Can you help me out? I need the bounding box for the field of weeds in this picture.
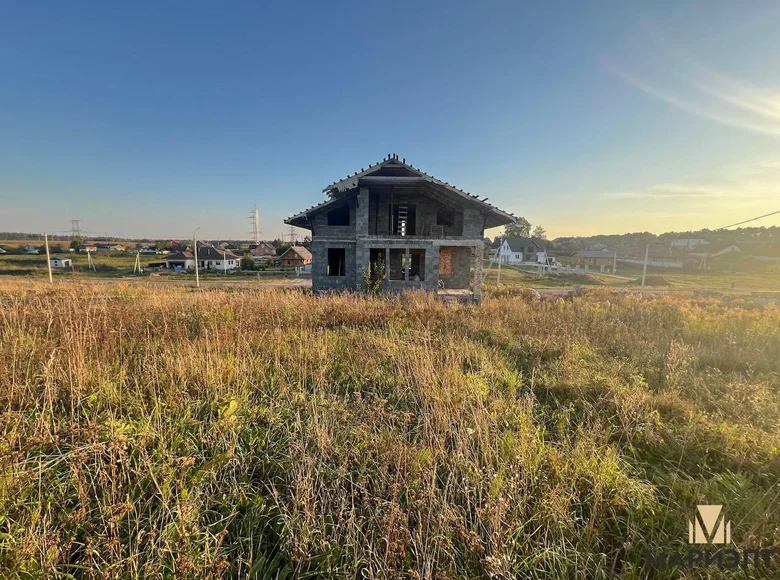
[1,280,779,579]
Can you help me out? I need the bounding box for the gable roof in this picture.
[196,246,241,260]
[249,241,276,251]
[708,242,742,256]
[166,251,195,261]
[504,236,546,252]
[280,246,312,261]
[286,154,515,229]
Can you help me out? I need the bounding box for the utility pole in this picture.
[44,232,53,283]
[193,228,201,288]
[134,251,141,274]
[612,252,617,274]
[496,247,502,285]
[641,244,649,288]
[223,249,227,275]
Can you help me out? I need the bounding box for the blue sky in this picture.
[2,1,780,240]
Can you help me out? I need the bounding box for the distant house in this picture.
[23,244,40,254]
[50,256,72,268]
[571,250,616,268]
[708,243,741,258]
[194,246,242,270]
[683,242,744,271]
[497,237,547,264]
[279,246,312,268]
[96,243,125,252]
[165,251,196,270]
[79,245,98,253]
[0,247,7,254]
[671,238,709,249]
[139,245,159,254]
[249,241,277,259]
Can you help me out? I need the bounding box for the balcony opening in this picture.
[392,203,416,236]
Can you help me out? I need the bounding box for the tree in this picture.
[361,259,386,295]
[242,252,256,270]
[503,217,531,238]
[532,225,547,240]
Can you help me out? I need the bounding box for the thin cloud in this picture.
[599,160,780,204]
[611,66,780,137]
[606,16,780,138]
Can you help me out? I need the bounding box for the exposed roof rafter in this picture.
[320,155,515,223]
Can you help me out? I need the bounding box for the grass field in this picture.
[1,280,779,578]
[4,239,779,293]
[0,246,303,284]
[482,263,780,292]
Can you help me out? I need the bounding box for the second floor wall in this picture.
[310,188,486,240]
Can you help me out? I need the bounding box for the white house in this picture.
[165,247,241,271]
[95,243,125,252]
[195,246,242,270]
[498,237,547,264]
[50,256,72,268]
[23,244,40,254]
[671,238,709,249]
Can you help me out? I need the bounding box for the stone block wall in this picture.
[462,207,486,239]
[311,240,357,292]
[310,198,356,239]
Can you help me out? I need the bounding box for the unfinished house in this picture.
[284,155,515,300]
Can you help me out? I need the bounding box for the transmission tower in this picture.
[248,205,260,243]
[70,219,82,239]
[288,225,297,245]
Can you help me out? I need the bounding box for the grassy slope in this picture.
[1,282,779,578]
[482,263,780,292]
[0,250,301,283]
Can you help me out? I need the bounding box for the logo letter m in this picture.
[689,505,731,545]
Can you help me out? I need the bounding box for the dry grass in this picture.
[1,281,779,578]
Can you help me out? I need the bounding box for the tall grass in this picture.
[0,281,778,578]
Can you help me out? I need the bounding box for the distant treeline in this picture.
[486,225,780,254]
[549,225,779,254]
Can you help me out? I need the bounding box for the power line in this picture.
[716,209,780,230]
